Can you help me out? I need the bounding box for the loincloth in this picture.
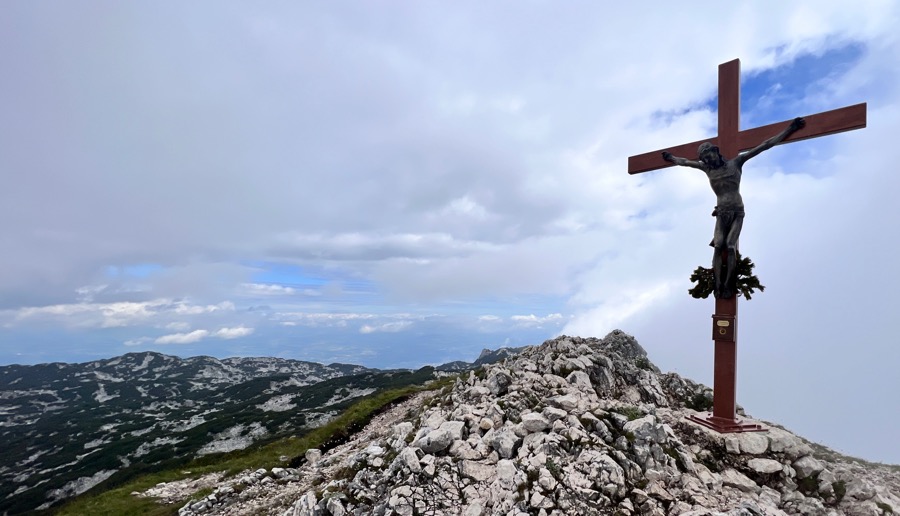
[710,206,745,247]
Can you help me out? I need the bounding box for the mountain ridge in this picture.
[0,348,503,513]
[147,332,899,516]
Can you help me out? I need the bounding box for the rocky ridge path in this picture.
[150,331,899,516]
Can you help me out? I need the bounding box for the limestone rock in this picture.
[747,458,783,474]
[566,370,593,391]
[484,427,521,459]
[459,460,495,482]
[394,447,421,473]
[304,448,322,464]
[521,412,550,433]
[412,427,454,454]
[720,468,760,493]
[726,432,769,455]
[767,427,812,460]
[549,394,579,412]
[486,369,512,396]
[793,455,824,478]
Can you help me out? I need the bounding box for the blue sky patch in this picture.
[741,43,865,127]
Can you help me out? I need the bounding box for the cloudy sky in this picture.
[2,2,898,463]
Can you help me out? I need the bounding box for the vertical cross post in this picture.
[626,58,866,433]
[713,60,744,428]
[700,60,761,432]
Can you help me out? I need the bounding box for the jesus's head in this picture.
[698,142,724,167]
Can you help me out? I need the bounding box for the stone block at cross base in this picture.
[725,433,768,455]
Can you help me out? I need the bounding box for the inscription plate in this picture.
[712,315,736,342]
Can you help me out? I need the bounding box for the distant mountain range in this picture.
[0,347,523,514]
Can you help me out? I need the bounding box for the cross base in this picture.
[687,412,766,433]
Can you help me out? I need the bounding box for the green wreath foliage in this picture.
[688,252,765,300]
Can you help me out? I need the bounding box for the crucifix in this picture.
[627,59,866,432]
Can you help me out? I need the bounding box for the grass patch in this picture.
[634,357,652,371]
[526,468,540,485]
[545,458,561,479]
[831,480,846,504]
[611,406,643,421]
[663,446,688,472]
[56,377,454,516]
[686,392,713,412]
[797,475,819,496]
[51,476,192,516]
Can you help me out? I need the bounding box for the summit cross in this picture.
[627,58,866,433]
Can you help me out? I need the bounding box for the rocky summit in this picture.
[147,331,899,516]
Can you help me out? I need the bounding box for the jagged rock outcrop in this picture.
[164,331,899,516]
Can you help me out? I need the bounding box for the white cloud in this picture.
[127,325,254,346]
[271,232,499,262]
[172,301,235,315]
[13,300,166,328]
[9,299,237,329]
[274,312,377,327]
[155,330,209,345]
[214,326,254,339]
[564,284,675,337]
[242,283,298,295]
[359,321,413,334]
[510,313,566,327]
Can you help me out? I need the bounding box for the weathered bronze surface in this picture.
[662,117,804,299]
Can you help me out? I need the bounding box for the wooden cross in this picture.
[627,59,866,433]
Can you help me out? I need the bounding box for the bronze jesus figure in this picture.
[662,117,806,299]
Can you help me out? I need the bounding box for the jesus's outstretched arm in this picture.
[736,117,806,166]
[662,151,705,170]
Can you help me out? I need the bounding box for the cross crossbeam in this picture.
[628,104,866,174]
[626,58,866,433]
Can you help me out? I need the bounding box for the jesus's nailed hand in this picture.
[790,117,806,132]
